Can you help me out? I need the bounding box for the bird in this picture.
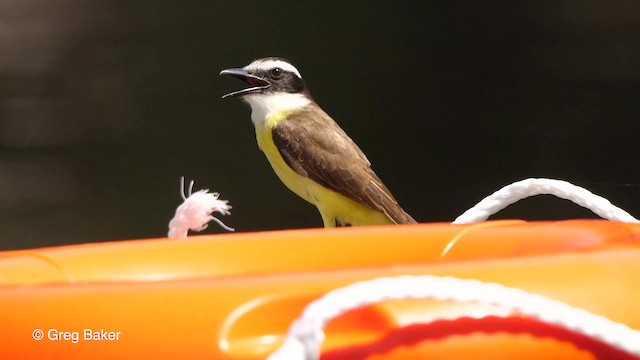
[220,57,416,227]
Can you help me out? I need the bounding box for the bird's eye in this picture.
[269,68,283,78]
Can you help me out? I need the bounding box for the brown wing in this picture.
[272,103,417,224]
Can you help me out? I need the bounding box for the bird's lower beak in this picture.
[220,68,270,98]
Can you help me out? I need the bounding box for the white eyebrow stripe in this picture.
[245,59,303,79]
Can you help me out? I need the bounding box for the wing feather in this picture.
[272,104,416,224]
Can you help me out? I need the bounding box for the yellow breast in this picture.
[255,110,318,204]
[254,110,392,227]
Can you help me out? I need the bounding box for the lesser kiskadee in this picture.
[220,57,416,227]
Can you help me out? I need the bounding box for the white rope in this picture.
[454,178,639,224]
[266,178,640,359]
[266,275,640,360]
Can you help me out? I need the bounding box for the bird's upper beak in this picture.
[219,68,270,98]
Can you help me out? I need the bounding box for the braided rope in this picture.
[267,178,640,359]
[453,178,638,224]
[267,275,640,360]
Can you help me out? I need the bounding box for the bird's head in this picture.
[220,57,307,99]
[220,57,312,123]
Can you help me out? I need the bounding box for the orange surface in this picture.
[1,220,639,359]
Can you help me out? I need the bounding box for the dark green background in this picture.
[1,1,639,250]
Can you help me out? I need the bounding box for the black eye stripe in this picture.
[269,67,284,78]
[251,66,305,94]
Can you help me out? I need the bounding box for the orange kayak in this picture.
[1,220,639,359]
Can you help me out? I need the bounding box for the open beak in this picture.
[219,68,270,98]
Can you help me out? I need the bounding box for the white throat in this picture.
[243,92,311,125]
